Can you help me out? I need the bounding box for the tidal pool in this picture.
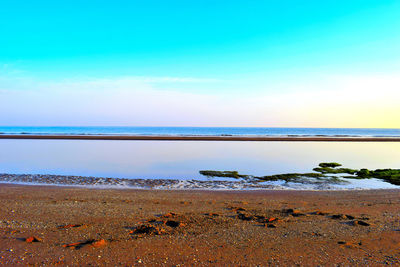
[0,140,399,189]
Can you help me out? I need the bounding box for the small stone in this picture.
[58,224,84,229]
[165,220,181,228]
[331,214,346,219]
[237,213,253,221]
[91,239,106,248]
[162,212,176,218]
[353,220,370,226]
[338,241,359,248]
[25,236,41,243]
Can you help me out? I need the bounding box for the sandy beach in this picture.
[3,0,400,266]
[1,184,399,266]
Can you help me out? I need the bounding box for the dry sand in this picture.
[0,184,400,266]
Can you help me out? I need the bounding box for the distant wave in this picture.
[0,126,399,138]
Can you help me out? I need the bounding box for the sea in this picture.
[0,126,399,190]
[0,126,399,137]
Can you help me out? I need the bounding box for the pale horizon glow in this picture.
[1,73,399,128]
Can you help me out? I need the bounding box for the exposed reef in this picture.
[356,169,400,185]
[200,162,400,186]
[199,171,251,179]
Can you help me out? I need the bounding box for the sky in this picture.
[0,0,399,128]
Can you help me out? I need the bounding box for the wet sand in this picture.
[1,134,400,141]
[1,184,399,265]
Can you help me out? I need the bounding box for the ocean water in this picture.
[0,126,400,137]
[0,139,399,190]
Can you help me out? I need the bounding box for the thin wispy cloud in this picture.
[124,76,222,83]
[0,73,399,127]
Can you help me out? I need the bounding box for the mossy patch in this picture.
[313,167,358,175]
[257,172,326,182]
[356,169,400,185]
[200,163,400,186]
[199,170,251,179]
[318,162,342,168]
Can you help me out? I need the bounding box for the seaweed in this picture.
[199,170,251,179]
[257,172,326,182]
[356,169,400,185]
[318,162,342,168]
[313,167,358,175]
[199,170,326,182]
[356,168,370,178]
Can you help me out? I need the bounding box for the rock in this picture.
[91,239,106,248]
[311,232,322,236]
[25,236,41,243]
[338,241,360,248]
[312,211,328,215]
[129,224,165,235]
[58,224,84,229]
[162,212,176,218]
[237,213,253,221]
[331,214,354,220]
[283,208,294,213]
[292,210,303,215]
[63,241,88,249]
[63,239,106,249]
[284,209,305,217]
[352,220,370,226]
[229,206,246,212]
[165,220,181,228]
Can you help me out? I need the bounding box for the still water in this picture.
[0,140,399,181]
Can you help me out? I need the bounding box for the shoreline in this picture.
[1,134,400,141]
[1,173,399,191]
[1,182,400,194]
[1,183,399,265]
[1,181,399,192]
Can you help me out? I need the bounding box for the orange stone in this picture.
[62,242,83,248]
[25,236,41,243]
[91,239,107,248]
[163,212,176,218]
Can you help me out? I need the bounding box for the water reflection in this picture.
[0,140,399,180]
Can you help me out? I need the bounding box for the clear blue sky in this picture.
[1,1,400,127]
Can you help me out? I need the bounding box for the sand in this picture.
[1,184,400,266]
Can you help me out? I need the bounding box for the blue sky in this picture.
[1,1,400,127]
